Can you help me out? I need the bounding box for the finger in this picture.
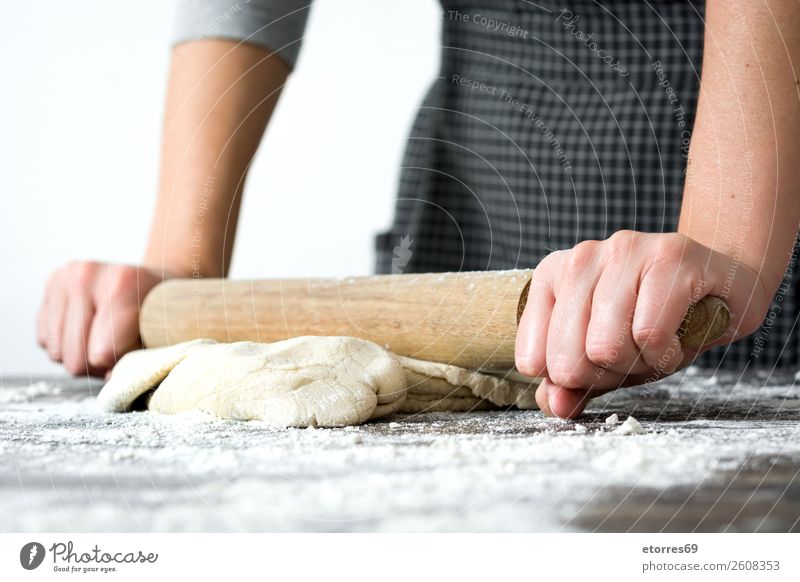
[546,290,598,389]
[544,381,621,419]
[36,280,52,349]
[541,379,591,419]
[515,274,555,378]
[535,381,554,416]
[87,300,141,370]
[60,290,95,376]
[585,267,649,375]
[44,274,67,361]
[633,263,694,372]
[545,242,613,389]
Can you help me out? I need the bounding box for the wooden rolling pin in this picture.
[140,270,730,371]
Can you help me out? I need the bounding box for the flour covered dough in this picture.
[97,338,215,412]
[402,371,497,413]
[398,356,539,409]
[99,336,540,427]
[101,336,407,427]
[151,337,407,426]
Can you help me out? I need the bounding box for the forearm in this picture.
[144,39,290,277]
[679,0,800,297]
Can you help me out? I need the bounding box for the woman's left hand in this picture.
[515,231,769,419]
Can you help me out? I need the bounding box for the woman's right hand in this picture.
[37,263,169,377]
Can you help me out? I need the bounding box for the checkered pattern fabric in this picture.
[375,0,800,370]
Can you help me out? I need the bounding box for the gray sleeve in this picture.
[172,0,312,68]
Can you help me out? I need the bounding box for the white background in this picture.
[1,0,441,375]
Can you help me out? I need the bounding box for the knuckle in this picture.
[565,240,600,273]
[574,239,600,257]
[608,229,637,247]
[685,271,708,302]
[536,250,563,274]
[46,269,63,293]
[515,351,545,377]
[652,235,689,267]
[632,325,673,350]
[585,336,623,365]
[547,360,585,389]
[66,260,93,275]
[605,230,638,262]
[108,266,138,298]
[67,262,98,294]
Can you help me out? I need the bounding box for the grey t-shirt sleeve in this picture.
[172,0,312,68]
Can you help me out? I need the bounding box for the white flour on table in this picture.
[1,370,798,532]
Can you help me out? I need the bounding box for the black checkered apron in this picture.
[375,0,800,370]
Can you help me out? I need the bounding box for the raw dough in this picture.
[402,393,499,413]
[139,337,405,427]
[397,356,539,409]
[99,336,541,427]
[97,339,215,412]
[402,371,500,413]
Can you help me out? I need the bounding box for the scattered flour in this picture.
[614,416,645,435]
[1,373,798,532]
[0,381,61,404]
